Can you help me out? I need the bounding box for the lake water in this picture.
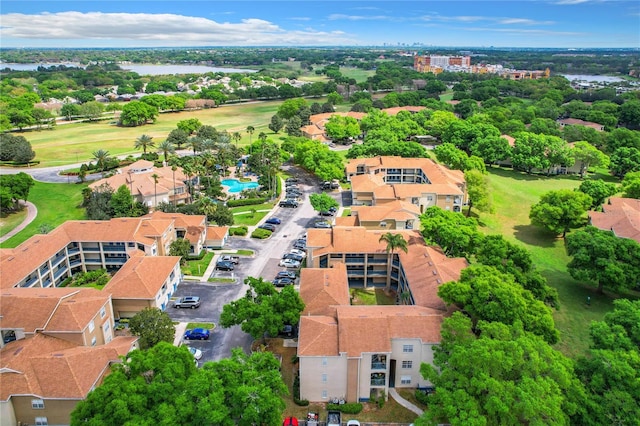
[561,74,625,83]
[0,63,257,75]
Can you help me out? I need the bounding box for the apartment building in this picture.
[346,156,467,214]
[89,160,193,208]
[298,229,468,402]
[589,197,640,244]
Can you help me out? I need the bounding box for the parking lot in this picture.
[167,165,344,365]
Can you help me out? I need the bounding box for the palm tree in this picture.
[171,164,178,208]
[92,149,111,176]
[258,132,267,142]
[134,134,155,154]
[246,125,255,145]
[379,232,409,291]
[151,173,160,208]
[187,136,202,155]
[232,131,241,149]
[156,140,175,164]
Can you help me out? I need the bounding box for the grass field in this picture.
[0,181,88,248]
[181,251,214,276]
[0,208,27,238]
[478,167,632,357]
[20,100,286,167]
[339,67,376,83]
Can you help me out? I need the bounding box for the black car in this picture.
[282,253,304,262]
[285,189,302,195]
[273,277,295,287]
[276,270,296,279]
[319,210,334,216]
[279,199,299,208]
[215,261,235,271]
[285,177,298,183]
[329,206,338,213]
[258,223,277,232]
[285,182,298,187]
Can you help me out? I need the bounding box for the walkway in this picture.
[0,201,37,244]
[388,388,424,416]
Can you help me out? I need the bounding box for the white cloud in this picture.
[290,17,312,21]
[499,18,555,25]
[0,11,355,46]
[328,13,392,21]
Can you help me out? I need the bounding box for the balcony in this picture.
[53,266,69,280]
[345,257,365,264]
[371,362,387,370]
[370,373,386,386]
[102,245,126,252]
[67,247,80,255]
[82,246,100,252]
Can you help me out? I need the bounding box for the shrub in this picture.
[415,388,430,405]
[185,250,206,260]
[376,390,386,408]
[292,375,309,406]
[229,226,248,236]
[251,228,272,239]
[227,197,268,207]
[327,403,363,414]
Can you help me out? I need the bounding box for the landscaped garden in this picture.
[181,251,214,276]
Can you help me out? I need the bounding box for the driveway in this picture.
[169,164,345,365]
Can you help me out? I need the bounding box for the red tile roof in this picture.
[589,197,640,243]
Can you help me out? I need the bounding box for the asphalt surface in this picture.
[167,164,345,365]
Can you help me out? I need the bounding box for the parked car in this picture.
[279,199,299,208]
[215,261,235,271]
[293,239,307,250]
[288,249,306,257]
[276,270,296,279]
[285,177,298,183]
[283,417,299,426]
[314,221,332,229]
[306,412,319,426]
[279,259,301,268]
[265,217,282,225]
[173,296,201,309]
[285,190,302,197]
[329,206,338,213]
[258,223,277,232]
[282,253,304,263]
[184,328,210,340]
[188,346,203,360]
[220,255,240,264]
[319,210,334,216]
[346,421,360,426]
[273,277,295,287]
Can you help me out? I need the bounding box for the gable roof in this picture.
[0,334,137,401]
[297,316,339,357]
[589,197,640,243]
[103,254,180,299]
[351,200,420,223]
[300,264,350,317]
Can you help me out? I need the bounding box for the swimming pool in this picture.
[221,179,259,193]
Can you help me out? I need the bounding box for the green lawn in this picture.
[181,252,214,276]
[233,211,268,226]
[478,167,628,357]
[19,100,285,167]
[339,67,376,83]
[1,181,88,248]
[0,208,27,238]
[351,288,396,305]
[230,203,274,214]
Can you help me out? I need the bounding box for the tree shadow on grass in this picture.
[513,224,559,248]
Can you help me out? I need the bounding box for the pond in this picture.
[221,179,259,193]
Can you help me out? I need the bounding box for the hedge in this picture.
[185,250,206,260]
[229,226,248,236]
[251,228,272,239]
[227,197,268,207]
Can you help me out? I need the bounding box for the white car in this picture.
[188,346,203,360]
[346,421,360,426]
[289,249,307,258]
[279,258,301,268]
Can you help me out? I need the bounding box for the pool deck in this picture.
[221,167,260,196]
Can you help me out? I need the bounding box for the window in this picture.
[91,336,97,346]
[427,195,434,201]
[31,399,44,409]
[321,374,328,383]
[35,417,48,426]
[100,307,106,318]
[402,344,413,353]
[103,322,110,333]
[322,357,328,366]
[88,320,95,333]
[402,360,413,369]
[411,197,419,205]
[321,390,328,399]
[400,375,412,385]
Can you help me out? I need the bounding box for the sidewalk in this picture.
[0,201,37,244]
[388,388,424,416]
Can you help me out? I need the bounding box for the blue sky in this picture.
[1,1,638,49]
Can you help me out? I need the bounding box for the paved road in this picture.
[168,164,344,364]
[0,201,37,243]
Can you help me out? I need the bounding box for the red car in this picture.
[283,417,298,426]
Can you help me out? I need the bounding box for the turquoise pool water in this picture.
[221,179,259,193]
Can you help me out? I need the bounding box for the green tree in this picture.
[61,103,80,121]
[128,307,175,350]
[324,115,361,142]
[134,134,155,154]
[511,132,552,174]
[618,99,640,128]
[166,128,189,149]
[378,232,409,291]
[169,238,192,265]
[0,172,35,209]
[176,118,202,135]
[92,149,111,174]
[434,143,469,171]
[11,137,36,164]
[420,206,481,258]
[529,189,592,237]
[220,276,305,344]
[420,313,587,426]
[109,185,135,218]
[565,226,640,294]
[209,203,234,226]
[119,101,158,127]
[79,101,104,121]
[621,170,640,198]
[277,97,307,119]
[246,125,255,145]
[576,179,617,209]
[156,140,176,164]
[83,183,114,220]
[231,131,242,149]
[268,115,284,134]
[464,169,492,217]
[610,147,640,178]
[439,265,559,343]
[571,141,610,179]
[309,192,339,213]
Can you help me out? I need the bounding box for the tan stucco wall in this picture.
[11,396,80,426]
[0,401,17,426]
[390,339,437,388]
[111,299,155,319]
[299,354,348,402]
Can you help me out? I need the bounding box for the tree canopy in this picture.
[128,308,175,350]
[309,192,339,213]
[71,343,287,426]
[529,189,592,237]
[420,206,482,258]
